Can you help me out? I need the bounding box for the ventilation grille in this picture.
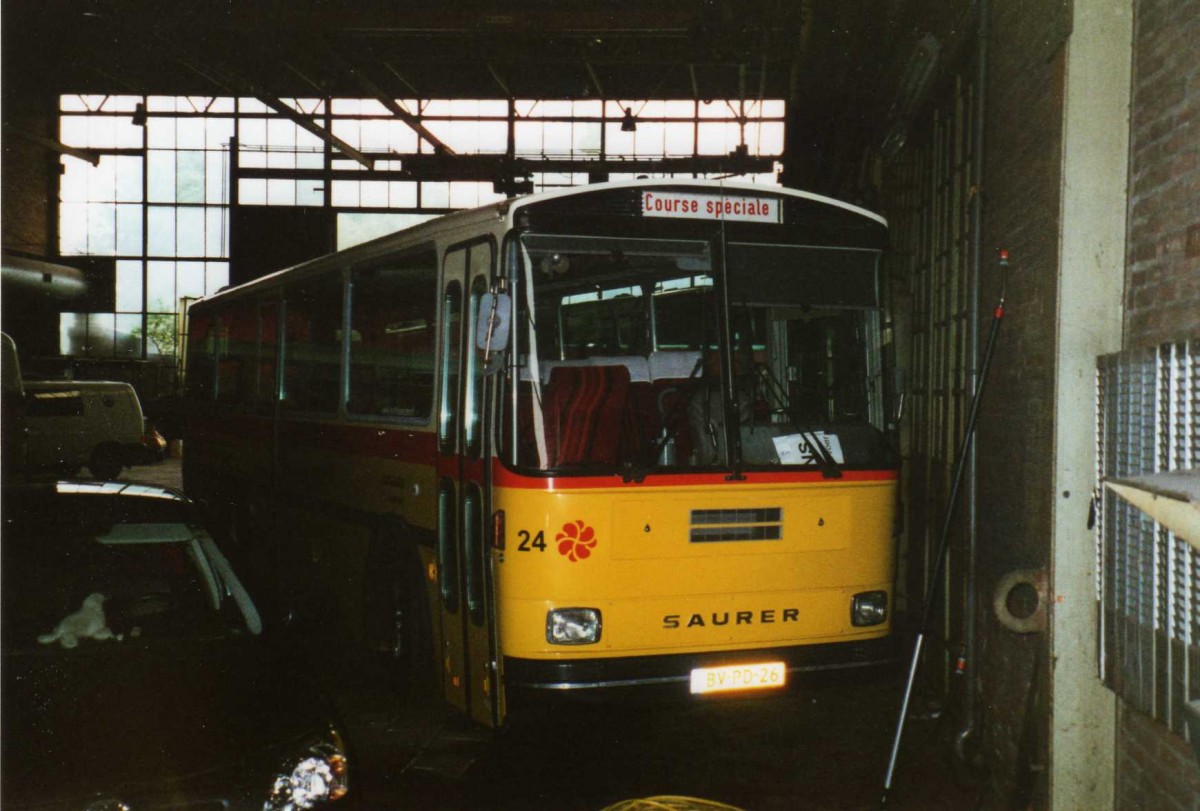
[1096,340,1197,736]
[690,508,782,543]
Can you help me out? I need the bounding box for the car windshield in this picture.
[2,494,251,651]
[502,233,890,475]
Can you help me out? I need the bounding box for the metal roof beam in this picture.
[255,95,375,169]
[165,38,373,168]
[282,61,328,96]
[351,72,456,155]
[3,125,101,166]
[238,152,775,183]
[487,63,512,98]
[380,60,421,97]
[584,62,605,98]
[331,51,456,155]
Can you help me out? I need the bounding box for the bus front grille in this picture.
[689,508,783,543]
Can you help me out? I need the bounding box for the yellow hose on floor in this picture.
[598,798,745,811]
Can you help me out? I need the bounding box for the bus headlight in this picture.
[547,608,602,645]
[851,591,888,627]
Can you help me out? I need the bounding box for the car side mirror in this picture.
[475,291,512,355]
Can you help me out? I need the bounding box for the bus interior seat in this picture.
[515,352,708,467]
[545,364,633,467]
[638,350,704,460]
[647,350,702,382]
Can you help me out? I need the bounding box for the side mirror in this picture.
[475,291,512,354]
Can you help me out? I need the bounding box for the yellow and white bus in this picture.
[183,179,898,727]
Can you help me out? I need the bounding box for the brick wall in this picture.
[1116,0,1200,807]
[881,0,1075,804]
[972,0,1070,805]
[0,100,57,257]
[1116,704,1200,811]
[1124,0,1200,346]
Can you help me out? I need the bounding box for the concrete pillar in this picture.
[1050,0,1132,808]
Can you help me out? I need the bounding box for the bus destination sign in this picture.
[642,191,782,224]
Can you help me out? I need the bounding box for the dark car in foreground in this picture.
[1,481,351,810]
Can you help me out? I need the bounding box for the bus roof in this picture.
[193,178,885,307]
[505,178,887,228]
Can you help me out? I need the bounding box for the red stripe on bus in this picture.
[434,457,490,479]
[491,462,898,490]
[188,413,273,441]
[281,420,439,460]
[190,415,439,462]
[190,415,896,488]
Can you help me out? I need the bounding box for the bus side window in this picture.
[283,276,344,414]
[347,248,438,421]
[256,302,280,410]
[185,312,216,402]
[215,303,256,408]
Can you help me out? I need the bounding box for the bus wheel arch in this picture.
[366,522,435,695]
[228,489,278,619]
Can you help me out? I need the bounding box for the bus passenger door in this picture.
[436,240,500,727]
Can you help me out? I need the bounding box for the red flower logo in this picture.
[556,520,597,562]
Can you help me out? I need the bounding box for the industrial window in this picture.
[238,98,327,207]
[1097,341,1198,737]
[59,155,143,256]
[56,93,784,366]
[336,213,437,251]
[882,74,977,650]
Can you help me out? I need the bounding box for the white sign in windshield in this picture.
[642,191,781,224]
[773,432,845,465]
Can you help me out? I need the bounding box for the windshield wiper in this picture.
[801,429,843,479]
[754,366,843,478]
[621,460,651,484]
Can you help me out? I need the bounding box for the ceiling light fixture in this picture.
[620,107,637,133]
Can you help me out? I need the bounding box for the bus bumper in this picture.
[504,636,898,691]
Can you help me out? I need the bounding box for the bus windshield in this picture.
[504,232,890,475]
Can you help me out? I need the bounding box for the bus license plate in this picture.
[689,662,787,694]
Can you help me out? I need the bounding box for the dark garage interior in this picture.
[2,2,1198,809]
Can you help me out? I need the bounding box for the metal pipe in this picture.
[883,276,1005,805]
[957,0,989,767]
[0,254,87,299]
[883,633,926,792]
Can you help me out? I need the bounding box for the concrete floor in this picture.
[341,663,983,810]
[119,459,981,810]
